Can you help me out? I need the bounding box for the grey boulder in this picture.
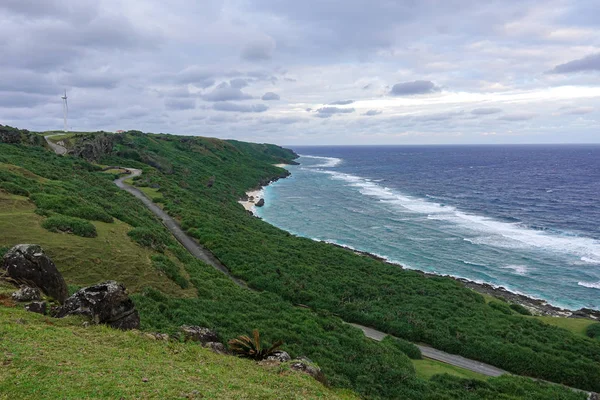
[2,244,68,304]
[25,301,47,315]
[12,286,41,302]
[180,325,219,344]
[267,350,291,363]
[56,281,140,330]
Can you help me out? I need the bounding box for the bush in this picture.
[0,182,30,196]
[509,303,532,316]
[0,246,9,258]
[151,255,189,289]
[384,336,422,359]
[489,301,513,315]
[42,215,97,238]
[65,205,113,223]
[587,323,600,340]
[128,227,167,251]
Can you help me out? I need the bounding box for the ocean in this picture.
[256,145,600,311]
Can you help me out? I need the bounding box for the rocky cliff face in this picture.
[69,133,120,161]
[0,125,44,146]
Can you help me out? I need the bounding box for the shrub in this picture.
[509,303,532,316]
[384,336,422,359]
[151,254,189,289]
[42,215,97,238]
[489,301,513,315]
[587,323,600,340]
[127,227,167,251]
[228,330,283,360]
[65,205,113,223]
[0,182,29,196]
[0,246,9,258]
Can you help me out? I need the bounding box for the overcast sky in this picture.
[1,0,599,145]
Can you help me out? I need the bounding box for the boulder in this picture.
[2,244,68,304]
[289,357,326,384]
[266,350,291,363]
[180,325,219,344]
[11,286,41,302]
[56,281,140,330]
[255,198,265,207]
[203,342,228,355]
[25,301,47,315]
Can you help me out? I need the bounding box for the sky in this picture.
[1,0,599,145]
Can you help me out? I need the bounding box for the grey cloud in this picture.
[261,92,280,101]
[63,69,123,89]
[241,36,276,61]
[0,92,51,108]
[175,67,216,88]
[213,102,268,113]
[329,100,354,105]
[165,98,196,110]
[315,107,355,118]
[230,78,249,89]
[364,109,382,116]
[390,80,440,96]
[550,53,600,74]
[471,107,502,115]
[564,107,594,115]
[203,82,253,102]
[498,113,537,121]
[0,70,59,95]
[258,117,306,125]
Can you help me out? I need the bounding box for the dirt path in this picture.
[114,168,248,289]
[44,134,68,156]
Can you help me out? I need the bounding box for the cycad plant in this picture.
[228,329,283,360]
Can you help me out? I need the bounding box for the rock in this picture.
[288,357,326,384]
[255,198,265,207]
[206,176,215,188]
[266,350,291,363]
[203,342,228,355]
[180,325,219,344]
[25,301,47,315]
[145,332,170,341]
[56,281,140,330]
[11,286,41,302]
[1,244,68,304]
[70,133,116,162]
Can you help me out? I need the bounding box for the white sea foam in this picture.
[501,265,530,276]
[299,155,342,168]
[309,169,600,262]
[581,257,600,264]
[578,281,600,289]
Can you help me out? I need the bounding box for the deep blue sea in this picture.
[257,145,600,310]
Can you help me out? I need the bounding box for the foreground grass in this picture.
[0,306,356,400]
[532,316,594,338]
[413,359,488,381]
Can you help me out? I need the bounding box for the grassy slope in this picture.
[413,359,488,381]
[0,305,356,400]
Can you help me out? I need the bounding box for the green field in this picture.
[413,358,488,381]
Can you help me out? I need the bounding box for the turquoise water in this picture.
[256,146,600,311]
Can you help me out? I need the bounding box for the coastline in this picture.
[240,163,600,321]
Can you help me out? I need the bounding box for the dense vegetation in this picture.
[0,126,595,399]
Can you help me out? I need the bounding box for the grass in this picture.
[0,190,194,298]
[412,358,488,381]
[102,168,129,175]
[533,316,594,338]
[0,305,356,400]
[138,186,163,201]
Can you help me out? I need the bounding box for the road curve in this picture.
[347,322,508,377]
[44,134,68,155]
[114,168,248,289]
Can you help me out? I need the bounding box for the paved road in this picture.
[347,323,508,377]
[114,168,248,289]
[44,134,68,155]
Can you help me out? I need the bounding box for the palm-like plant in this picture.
[228,329,283,360]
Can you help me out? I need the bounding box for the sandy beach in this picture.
[238,164,290,213]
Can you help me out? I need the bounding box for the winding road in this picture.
[42,137,595,396]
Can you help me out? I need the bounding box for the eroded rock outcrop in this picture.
[56,281,140,330]
[11,286,41,302]
[180,325,220,344]
[2,244,68,304]
[288,357,326,384]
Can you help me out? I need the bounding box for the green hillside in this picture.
[0,125,594,399]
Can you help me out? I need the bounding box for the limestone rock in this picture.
[180,325,219,344]
[255,198,265,207]
[2,244,68,304]
[267,350,291,363]
[56,281,140,330]
[25,301,47,315]
[203,342,228,355]
[289,357,326,384]
[11,286,41,302]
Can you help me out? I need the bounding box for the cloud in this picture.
[165,98,196,110]
[174,67,215,88]
[262,92,280,101]
[203,82,253,102]
[329,100,354,105]
[230,78,249,89]
[258,117,306,125]
[213,102,268,113]
[390,80,440,96]
[549,53,600,74]
[498,112,537,121]
[241,36,276,61]
[563,107,594,115]
[471,107,502,115]
[315,107,355,118]
[364,109,382,116]
[0,92,50,108]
